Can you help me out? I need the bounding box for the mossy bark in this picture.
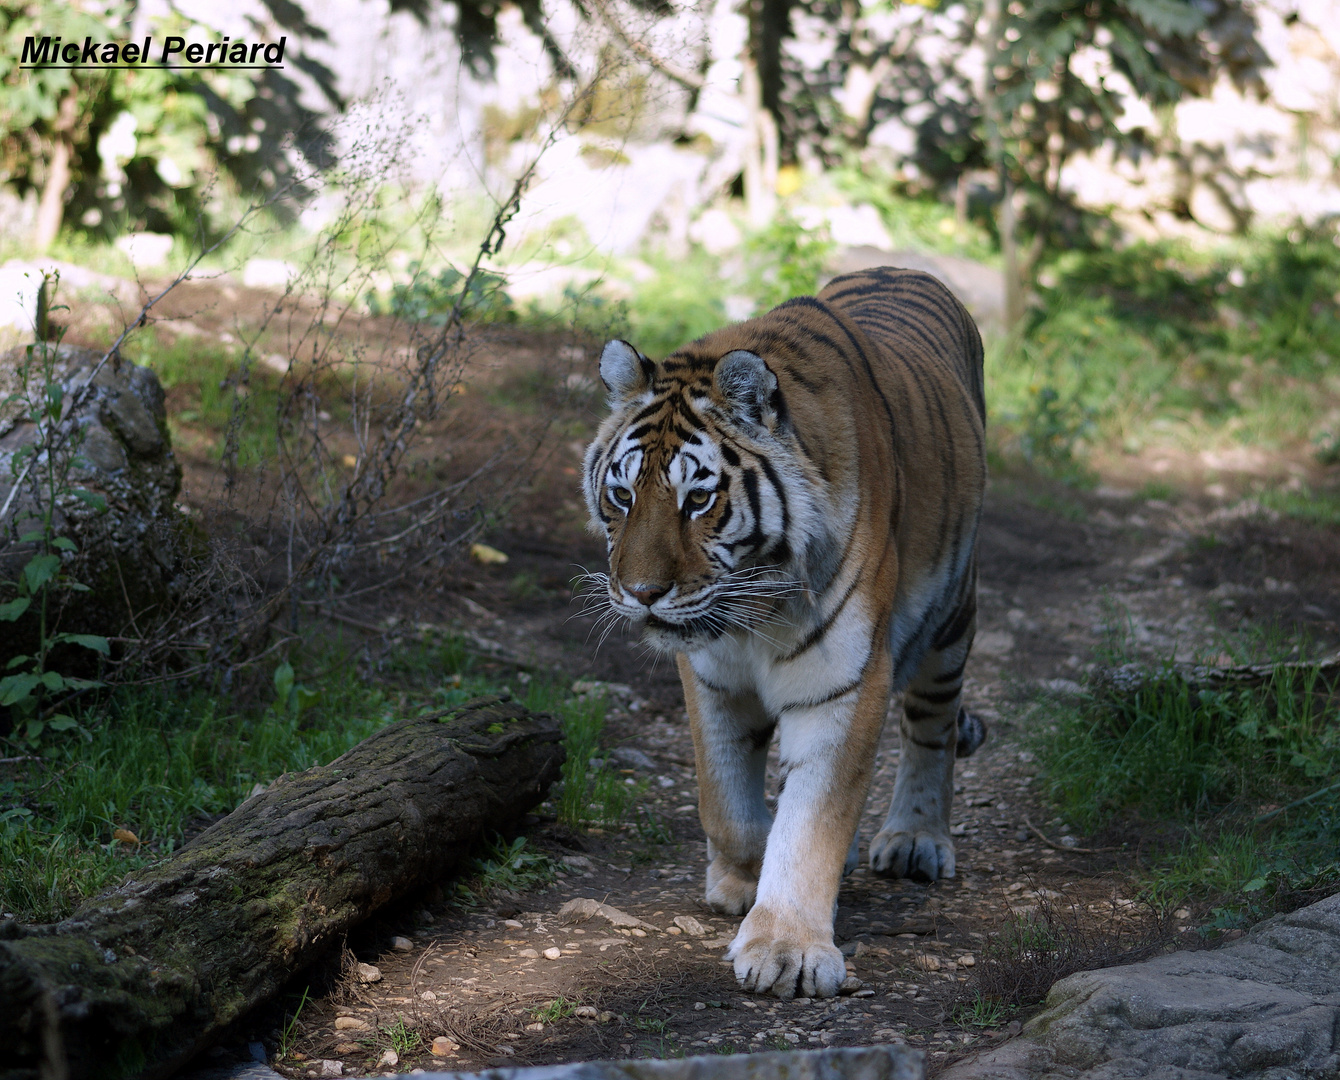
[0,697,564,1080]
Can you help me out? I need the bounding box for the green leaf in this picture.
[25,719,44,743]
[294,685,321,715]
[51,537,77,552]
[23,553,61,593]
[0,597,31,622]
[59,633,110,655]
[5,654,30,670]
[18,529,46,543]
[66,582,91,592]
[45,381,63,420]
[0,672,41,706]
[274,660,295,706]
[61,676,103,690]
[40,670,65,691]
[71,490,108,513]
[48,715,78,732]
[1242,876,1268,893]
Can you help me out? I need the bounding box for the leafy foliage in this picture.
[365,262,515,326]
[0,1,337,240]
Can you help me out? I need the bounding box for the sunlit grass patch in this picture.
[1030,656,1340,918]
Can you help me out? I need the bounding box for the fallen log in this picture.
[1094,651,1340,699]
[0,697,564,1080]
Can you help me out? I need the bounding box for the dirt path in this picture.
[216,471,1340,1079]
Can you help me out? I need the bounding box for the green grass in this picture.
[988,230,1340,477]
[532,995,580,1023]
[1032,659,1340,915]
[554,692,647,828]
[0,631,637,923]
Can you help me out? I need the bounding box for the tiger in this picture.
[581,266,987,999]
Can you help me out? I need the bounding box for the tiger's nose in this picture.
[628,584,670,607]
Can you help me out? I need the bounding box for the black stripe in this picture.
[777,675,863,712]
[907,686,961,706]
[781,571,860,662]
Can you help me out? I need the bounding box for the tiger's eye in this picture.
[687,489,712,508]
[610,486,632,505]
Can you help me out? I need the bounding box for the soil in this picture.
[62,290,1337,1079]
[189,472,1339,1079]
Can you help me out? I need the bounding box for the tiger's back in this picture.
[583,266,986,1000]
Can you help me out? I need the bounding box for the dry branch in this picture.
[0,697,564,1080]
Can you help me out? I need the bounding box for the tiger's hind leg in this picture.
[871,586,980,881]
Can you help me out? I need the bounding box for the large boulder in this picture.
[939,892,1340,1080]
[0,343,191,664]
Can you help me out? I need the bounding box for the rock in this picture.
[334,1042,361,1054]
[432,1036,460,1056]
[574,1006,599,1019]
[609,746,656,770]
[558,897,661,932]
[940,892,1340,1080]
[356,963,382,984]
[418,1044,923,1080]
[334,1016,369,1031]
[0,344,190,664]
[518,948,539,958]
[391,935,414,952]
[912,955,940,972]
[839,976,864,994]
[318,1061,343,1078]
[421,990,437,1001]
[674,915,709,937]
[379,1049,399,1067]
[543,947,562,960]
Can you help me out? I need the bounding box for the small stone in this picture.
[1174,908,1191,920]
[693,1001,707,1011]
[519,948,539,958]
[631,928,647,938]
[853,989,876,998]
[575,1006,599,1019]
[420,990,437,1001]
[379,1050,399,1067]
[957,954,975,967]
[356,962,382,983]
[391,936,414,952]
[504,919,525,928]
[667,926,682,935]
[839,976,864,994]
[496,1045,516,1056]
[334,1016,369,1031]
[431,1036,459,1056]
[319,1061,343,1078]
[674,915,708,937]
[598,1011,614,1022]
[913,954,941,971]
[334,1043,361,1055]
[526,1022,545,1031]
[544,946,563,960]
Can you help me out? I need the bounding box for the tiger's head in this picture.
[582,338,819,652]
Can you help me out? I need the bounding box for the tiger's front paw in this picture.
[706,855,759,915]
[869,827,955,881]
[727,907,845,999]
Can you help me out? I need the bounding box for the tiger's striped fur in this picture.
[582,267,986,999]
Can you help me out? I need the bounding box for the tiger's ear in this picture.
[599,340,654,403]
[714,350,779,429]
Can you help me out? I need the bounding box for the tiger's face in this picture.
[583,339,805,652]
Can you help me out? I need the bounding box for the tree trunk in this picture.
[982,0,1023,333]
[34,92,78,253]
[0,697,565,1080]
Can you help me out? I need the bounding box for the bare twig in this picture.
[588,0,705,90]
[1023,817,1121,854]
